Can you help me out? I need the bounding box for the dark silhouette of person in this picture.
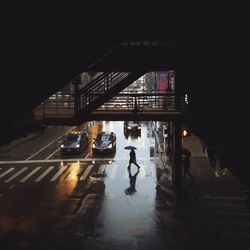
[182,148,193,181]
[128,149,140,170]
[125,168,140,195]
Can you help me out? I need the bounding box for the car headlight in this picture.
[61,145,64,148]
[138,126,141,129]
[127,126,131,129]
[92,144,96,148]
[108,144,113,149]
[76,144,80,148]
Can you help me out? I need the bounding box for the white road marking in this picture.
[25,127,76,161]
[50,166,68,181]
[85,152,90,159]
[4,167,28,183]
[98,165,105,174]
[0,157,149,164]
[0,168,15,179]
[35,166,54,182]
[45,147,61,160]
[80,165,93,181]
[110,164,117,180]
[19,167,42,183]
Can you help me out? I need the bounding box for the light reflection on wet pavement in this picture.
[86,121,175,249]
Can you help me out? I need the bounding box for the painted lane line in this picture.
[80,165,93,181]
[84,152,90,159]
[25,127,76,161]
[35,166,54,182]
[0,157,149,164]
[19,167,42,183]
[50,166,68,181]
[45,147,61,160]
[98,165,105,174]
[109,164,117,180]
[0,168,15,179]
[4,167,28,183]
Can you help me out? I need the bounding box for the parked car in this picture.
[60,130,89,154]
[124,121,141,135]
[92,131,116,154]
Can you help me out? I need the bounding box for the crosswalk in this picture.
[200,193,250,243]
[0,161,156,185]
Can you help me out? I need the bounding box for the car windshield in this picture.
[97,134,111,141]
[64,134,80,142]
[128,121,137,126]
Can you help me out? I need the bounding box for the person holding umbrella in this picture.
[125,146,140,170]
[182,147,194,182]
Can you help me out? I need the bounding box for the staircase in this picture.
[74,71,145,117]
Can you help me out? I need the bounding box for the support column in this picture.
[74,78,79,115]
[173,121,182,190]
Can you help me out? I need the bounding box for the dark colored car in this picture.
[124,121,141,135]
[92,131,116,154]
[60,130,89,154]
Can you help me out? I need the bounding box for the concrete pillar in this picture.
[173,121,182,190]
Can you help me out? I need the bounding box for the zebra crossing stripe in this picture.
[50,166,68,181]
[19,167,42,183]
[110,165,117,180]
[0,168,15,179]
[98,165,105,174]
[35,166,54,182]
[4,167,28,183]
[80,165,93,181]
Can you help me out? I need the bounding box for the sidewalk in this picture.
[182,134,249,195]
[155,130,249,197]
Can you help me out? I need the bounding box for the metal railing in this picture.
[97,93,179,112]
[76,72,130,110]
[34,92,185,119]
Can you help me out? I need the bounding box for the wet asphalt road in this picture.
[1,121,250,250]
[0,121,166,249]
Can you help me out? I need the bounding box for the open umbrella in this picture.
[124,145,137,150]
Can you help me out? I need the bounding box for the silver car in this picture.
[60,130,89,154]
